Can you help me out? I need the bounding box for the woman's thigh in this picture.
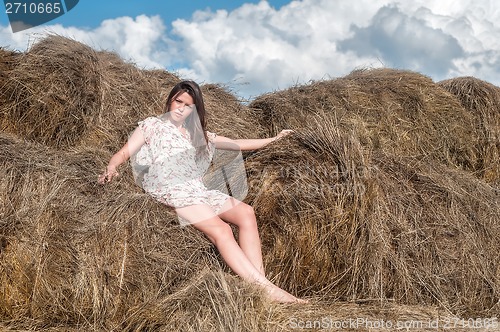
[175,203,219,225]
[175,204,233,243]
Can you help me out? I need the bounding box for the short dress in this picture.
[133,116,230,225]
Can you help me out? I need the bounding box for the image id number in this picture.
[5,2,61,14]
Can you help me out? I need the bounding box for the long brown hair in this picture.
[164,80,209,146]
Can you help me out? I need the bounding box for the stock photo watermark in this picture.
[3,0,79,32]
[289,316,498,330]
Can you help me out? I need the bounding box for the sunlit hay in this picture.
[108,268,463,332]
[371,154,499,316]
[118,269,267,332]
[243,116,500,316]
[1,36,499,330]
[0,133,218,330]
[438,76,500,184]
[0,35,263,153]
[81,50,180,152]
[202,83,267,139]
[245,118,373,296]
[2,34,102,147]
[0,47,19,134]
[250,68,479,171]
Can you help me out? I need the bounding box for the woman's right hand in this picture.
[98,166,119,184]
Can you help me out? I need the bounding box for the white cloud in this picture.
[1,0,499,98]
[0,15,169,68]
[170,0,500,97]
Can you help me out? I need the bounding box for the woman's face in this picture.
[169,91,195,123]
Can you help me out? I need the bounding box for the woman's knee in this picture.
[239,202,255,218]
[237,204,258,229]
[198,220,234,244]
[218,200,258,228]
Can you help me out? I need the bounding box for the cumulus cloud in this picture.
[170,0,500,97]
[0,15,170,68]
[338,6,465,76]
[1,0,499,98]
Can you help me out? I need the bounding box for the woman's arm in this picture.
[98,127,146,183]
[214,129,293,151]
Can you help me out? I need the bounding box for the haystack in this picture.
[1,132,484,331]
[247,70,499,315]
[250,69,479,171]
[0,133,225,329]
[0,35,265,152]
[1,35,499,331]
[438,76,500,184]
[1,35,102,147]
[244,117,499,315]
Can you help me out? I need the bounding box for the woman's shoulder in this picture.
[138,116,164,129]
[139,116,161,124]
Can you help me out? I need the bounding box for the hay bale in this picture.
[0,133,220,329]
[250,68,479,171]
[243,117,500,316]
[2,37,498,330]
[0,35,264,152]
[2,132,462,331]
[1,35,101,147]
[438,77,500,184]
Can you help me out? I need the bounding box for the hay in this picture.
[438,77,500,184]
[0,133,471,330]
[1,36,499,330]
[1,35,102,147]
[0,47,17,76]
[0,133,221,329]
[0,35,180,150]
[0,47,19,134]
[202,83,267,139]
[244,117,499,316]
[250,69,479,171]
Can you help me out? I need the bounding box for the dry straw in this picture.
[245,119,499,314]
[250,69,482,172]
[438,76,500,184]
[1,35,499,331]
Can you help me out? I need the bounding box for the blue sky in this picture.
[0,1,290,28]
[1,0,499,99]
[33,1,290,28]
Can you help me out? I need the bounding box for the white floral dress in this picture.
[133,116,230,225]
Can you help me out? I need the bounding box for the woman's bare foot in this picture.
[265,284,309,304]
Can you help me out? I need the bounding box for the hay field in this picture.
[0,36,499,331]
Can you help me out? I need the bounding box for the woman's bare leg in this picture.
[217,198,264,275]
[175,204,304,303]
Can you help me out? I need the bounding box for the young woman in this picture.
[99,80,306,303]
